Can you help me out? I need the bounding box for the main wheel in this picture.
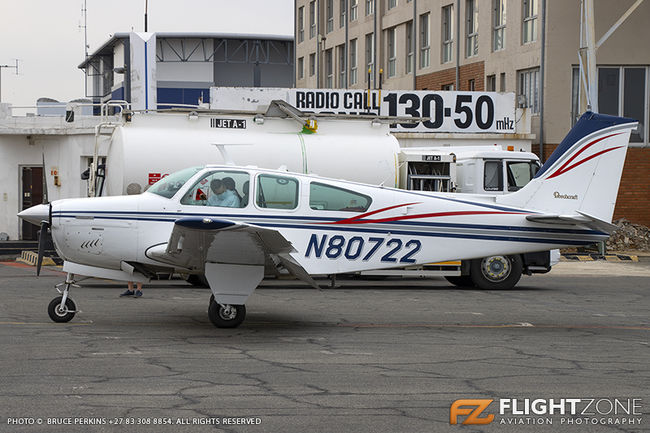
[470,255,523,290]
[444,275,475,287]
[208,300,246,328]
[47,296,76,323]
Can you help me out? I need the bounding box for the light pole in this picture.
[0,60,19,102]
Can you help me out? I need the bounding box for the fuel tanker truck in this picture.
[92,103,553,289]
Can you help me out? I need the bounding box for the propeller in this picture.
[36,152,52,276]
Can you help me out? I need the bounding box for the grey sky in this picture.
[0,0,294,108]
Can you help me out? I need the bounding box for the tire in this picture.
[208,300,246,328]
[186,274,209,287]
[444,275,475,287]
[470,255,523,290]
[47,296,76,323]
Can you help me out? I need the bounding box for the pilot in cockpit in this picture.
[208,179,240,207]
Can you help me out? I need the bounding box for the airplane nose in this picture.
[18,204,50,226]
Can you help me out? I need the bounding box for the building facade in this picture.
[295,0,650,226]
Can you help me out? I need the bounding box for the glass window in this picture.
[325,49,334,88]
[466,0,478,58]
[298,6,305,43]
[298,57,304,80]
[441,7,452,64]
[365,33,374,82]
[522,0,538,43]
[309,53,316,76]
[388,0,397,9]
[420,12,430,68]
[309,1,316,39]
[500,72,506,91]
[257,174,299,210]
[406,21,414,74]
[350,0,358,21]
[366,0,374,15]
[310,182,371,212]
[493,0,506,51]
[387,27,396,77]
[518,67,540,114]
[624,68,646,142]
[147,166,202,199]
[327,0,334,33]
[180,170,249,208]
[338,44,347,87]
[598,67,620,116]
[340,0,346,27]
[507,161,539,191]
[487,74,496,91]
[484,160,503,191]
[350,38,358,85]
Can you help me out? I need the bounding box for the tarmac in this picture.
[0,260,648,433]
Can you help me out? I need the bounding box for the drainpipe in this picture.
[345,0,349,88]
[455,0,460,89]
[413,0,417,90]
[317,0,321,88]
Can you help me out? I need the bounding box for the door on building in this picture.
[21,166,44,240]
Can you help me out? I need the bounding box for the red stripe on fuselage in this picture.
[546,132,622,179]
[322,210,527,225]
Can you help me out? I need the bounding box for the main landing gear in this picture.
[47,273,80,323]
[208,294,246,328]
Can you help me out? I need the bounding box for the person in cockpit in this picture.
[207,178,240,207]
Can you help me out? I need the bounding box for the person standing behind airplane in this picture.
[207,179,240,207]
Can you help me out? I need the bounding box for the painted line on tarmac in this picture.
[0,321,92,326]
[335,323,650,330]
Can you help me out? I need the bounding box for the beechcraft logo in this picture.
[553,191,579,200]
[450,399,494,425]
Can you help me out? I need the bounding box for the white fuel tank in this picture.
[105,112,399,196]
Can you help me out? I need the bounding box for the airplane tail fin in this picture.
[498,112,637,224]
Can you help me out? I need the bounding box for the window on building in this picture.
[387,27,396,77]
[325,49,334,88]
[518,67,540,114]
[309,182,372,212]
[366,0,374,15]
[338,44,347,87]
[500,72,506,91]
[522,0,538,43]
[441,6,453,64]
[468,79,475,91]
[388,0,397,9]
[327,0,334,33]
[340,0,346,27]
[487,74,496,91]
[309,1,316,38]
[298,57,304,79]
[466,0,478,58]
[365,32,374,81]
[350,0,358,21]
[298,6,305,43]
[442,83,454,90]
[309,53,316,76]
[493,0,506,51]
[350,38,358,85]
[420,13,430,68]
[406,20,414,74]
[574,66,648,143]
[257,174,299,210]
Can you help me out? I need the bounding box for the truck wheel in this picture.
[470,255,523,290]
[444,276,474,287]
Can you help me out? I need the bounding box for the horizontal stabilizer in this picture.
[526,211,617,234]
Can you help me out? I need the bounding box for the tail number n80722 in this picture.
[305,234,421,263]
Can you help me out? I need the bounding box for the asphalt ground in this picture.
[0,261,648,433]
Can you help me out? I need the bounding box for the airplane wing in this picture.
[146,217,320,289]
[526,210,618,234]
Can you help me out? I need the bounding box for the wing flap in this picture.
[526,211,617,234]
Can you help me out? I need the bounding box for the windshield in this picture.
[507,161,540,191]
[147,166,203,199]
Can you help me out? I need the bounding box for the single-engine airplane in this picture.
[19,112,637,328]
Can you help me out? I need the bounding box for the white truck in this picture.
[88,104,554,289]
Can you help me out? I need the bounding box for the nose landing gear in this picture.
[47,273,80,323]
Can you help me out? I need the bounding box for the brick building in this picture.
[294,0,650,225]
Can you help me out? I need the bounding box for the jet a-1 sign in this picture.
[19,112,636,328]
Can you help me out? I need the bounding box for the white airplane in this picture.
[19,112,637,328]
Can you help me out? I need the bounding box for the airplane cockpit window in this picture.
[309,182,372,212]
[180,170,250,208]
[256,174,299,210]
[507,160,540,191]
[147,166,203,199]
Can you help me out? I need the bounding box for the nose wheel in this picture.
[47,273,80,323]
